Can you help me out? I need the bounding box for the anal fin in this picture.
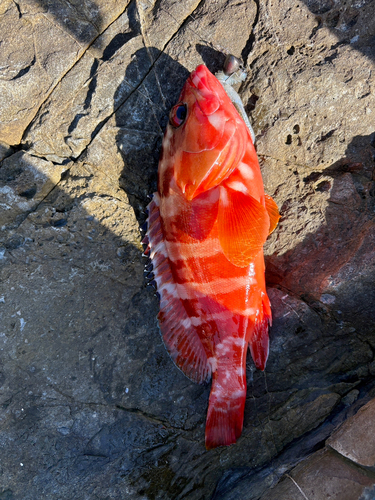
[248,294,272,371]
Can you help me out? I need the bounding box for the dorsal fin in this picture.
[146,196,211,383]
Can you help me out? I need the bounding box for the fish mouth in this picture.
[189,66,206,90]
[188,65,220,116]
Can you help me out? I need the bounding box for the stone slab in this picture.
[327,398,375,468]
[260,449,375,500]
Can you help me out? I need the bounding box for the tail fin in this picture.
[249,294,272,371]
[205,368,246,450]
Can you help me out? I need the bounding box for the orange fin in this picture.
[146,196,211,384]
[249,295,271,370]
[264,194,280,235]
[218,187,270,267]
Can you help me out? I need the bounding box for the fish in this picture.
[144,61,280,449]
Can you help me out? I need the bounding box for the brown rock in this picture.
[260,449,375,500]
[1,0,375,498]
[0,0,131,145]
[327,398,375,467]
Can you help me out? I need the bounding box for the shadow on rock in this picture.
[265,131,375,310]
[109,40,375,499]
[31,0,104,46]
[115,47,190,221]
[196,44,227,74]
[2,19,375,498]
[0,151,183,498]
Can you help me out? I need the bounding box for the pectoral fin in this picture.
[264,194,280,235]
[218,187,270,267]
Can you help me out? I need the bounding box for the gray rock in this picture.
[1,0,375,498]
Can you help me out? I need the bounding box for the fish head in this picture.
[158,64,249,201]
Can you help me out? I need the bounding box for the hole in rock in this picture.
[316,180,331,192]
[18,186,37,200]
[246,94,259,113]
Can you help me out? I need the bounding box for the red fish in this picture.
[144,64,279,449]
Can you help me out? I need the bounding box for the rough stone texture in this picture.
[1,0,375,498]
[0,152,68,230]
[327,398,375,467]
[0,0,131,145]
[259,449,375,500]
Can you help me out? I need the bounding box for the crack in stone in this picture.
[12,0,22,18]
[11,56,36,81]
[75,0,208,163]
[19,3,132,147]
[115,404,183,431]
[241,0,260,65]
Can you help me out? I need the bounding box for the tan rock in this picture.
[0,0,131,145]
[261,449,375,500]
[327,398,375,467]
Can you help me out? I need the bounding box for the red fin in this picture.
[264,194,280,235]
[205,371,246,450]
[146,196,211,384]
[158,300,211,384]
[218,187,270,267]
[205,403,244,450]
[249,295,271,370]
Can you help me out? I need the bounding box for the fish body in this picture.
[145,64,279,449]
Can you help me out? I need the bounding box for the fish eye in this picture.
[169,103,187,128]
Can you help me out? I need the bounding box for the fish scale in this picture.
[145,63,280,449]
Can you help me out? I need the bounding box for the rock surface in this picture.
[259,449,375,500]
[327,397,375,467]
[1,0,375,499]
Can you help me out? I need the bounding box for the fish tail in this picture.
[249,294,272,371]
[205,366,246,450]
